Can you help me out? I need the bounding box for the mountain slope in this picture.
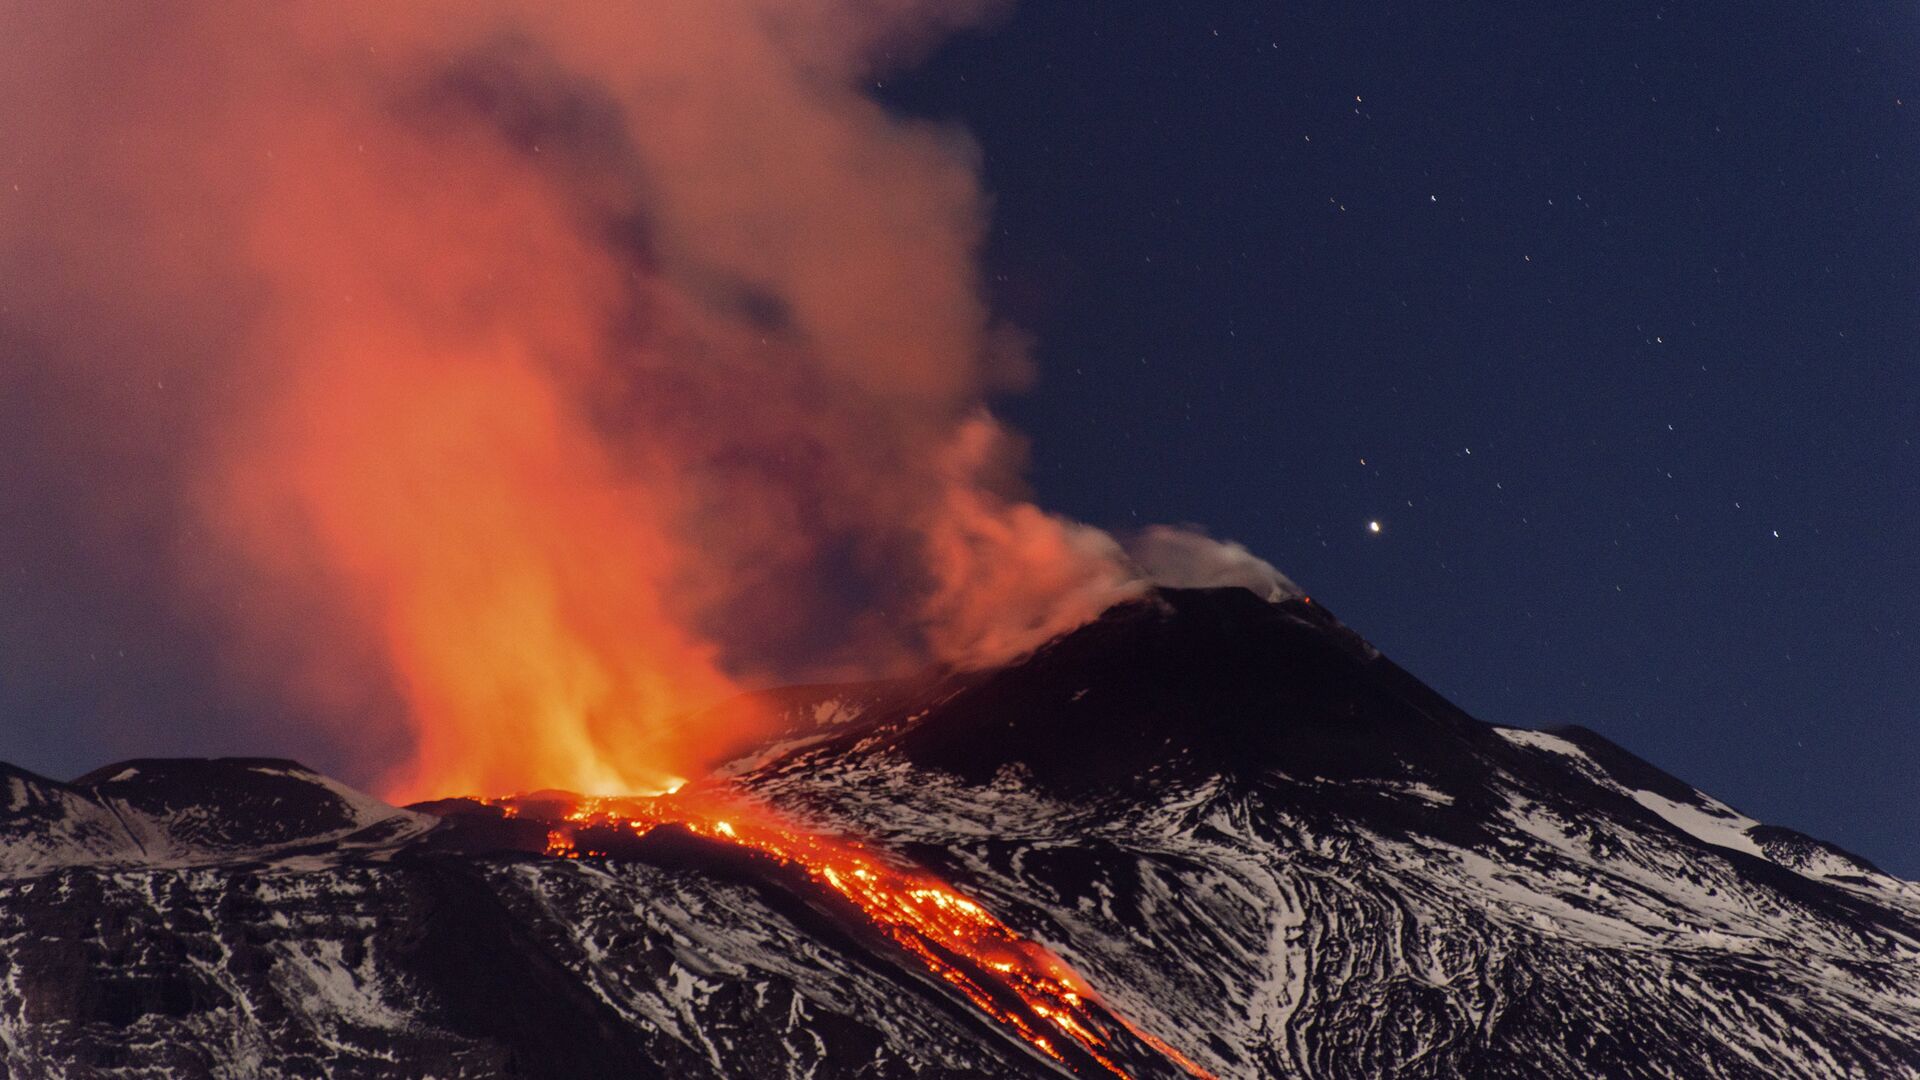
[735,591,1920,1078]
[1,588,1915,1078]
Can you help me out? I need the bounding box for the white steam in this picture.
[1126,525,1301,603]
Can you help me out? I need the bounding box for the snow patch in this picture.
[810,699,854,726]
[1396,781,1455,806]
[1629,789,1766,859]
[272,939,407,1031]
[1494,728,1593,763]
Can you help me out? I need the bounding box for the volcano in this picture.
[1,588,1916,1078]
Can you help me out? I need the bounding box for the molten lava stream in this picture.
[515,790,1214,1080]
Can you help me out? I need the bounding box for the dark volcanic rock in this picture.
[74,758,392,854]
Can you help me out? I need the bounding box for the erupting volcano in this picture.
[3,590,1917,1078]
[0,8,1333,1072]
[3,1,1915,1077]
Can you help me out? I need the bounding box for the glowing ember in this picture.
[500,789,1214,1079]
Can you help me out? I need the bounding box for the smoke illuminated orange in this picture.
[0,3,1292,808]
[504,788,1215,1080]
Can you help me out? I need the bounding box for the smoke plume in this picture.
[0,3,1266,799]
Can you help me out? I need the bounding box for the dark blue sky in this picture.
[882,2,1920,873]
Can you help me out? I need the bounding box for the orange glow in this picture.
[0,3,1155,802]
[0,0,1343,810]
[503,788,1215,1080]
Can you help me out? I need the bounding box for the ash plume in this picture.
[0,2,1262,799]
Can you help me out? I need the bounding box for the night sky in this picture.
[882,3,1919,874]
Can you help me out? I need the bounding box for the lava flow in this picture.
[498,789,1213,1080]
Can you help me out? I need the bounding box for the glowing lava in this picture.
[500,789,1214,1080]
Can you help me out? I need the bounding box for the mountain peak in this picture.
[2,756,430,873]
[70,756,318,788]
[887,585,1480,792]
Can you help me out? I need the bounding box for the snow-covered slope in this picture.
[0,588,1915,1078]
[735,589,1920,1078]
